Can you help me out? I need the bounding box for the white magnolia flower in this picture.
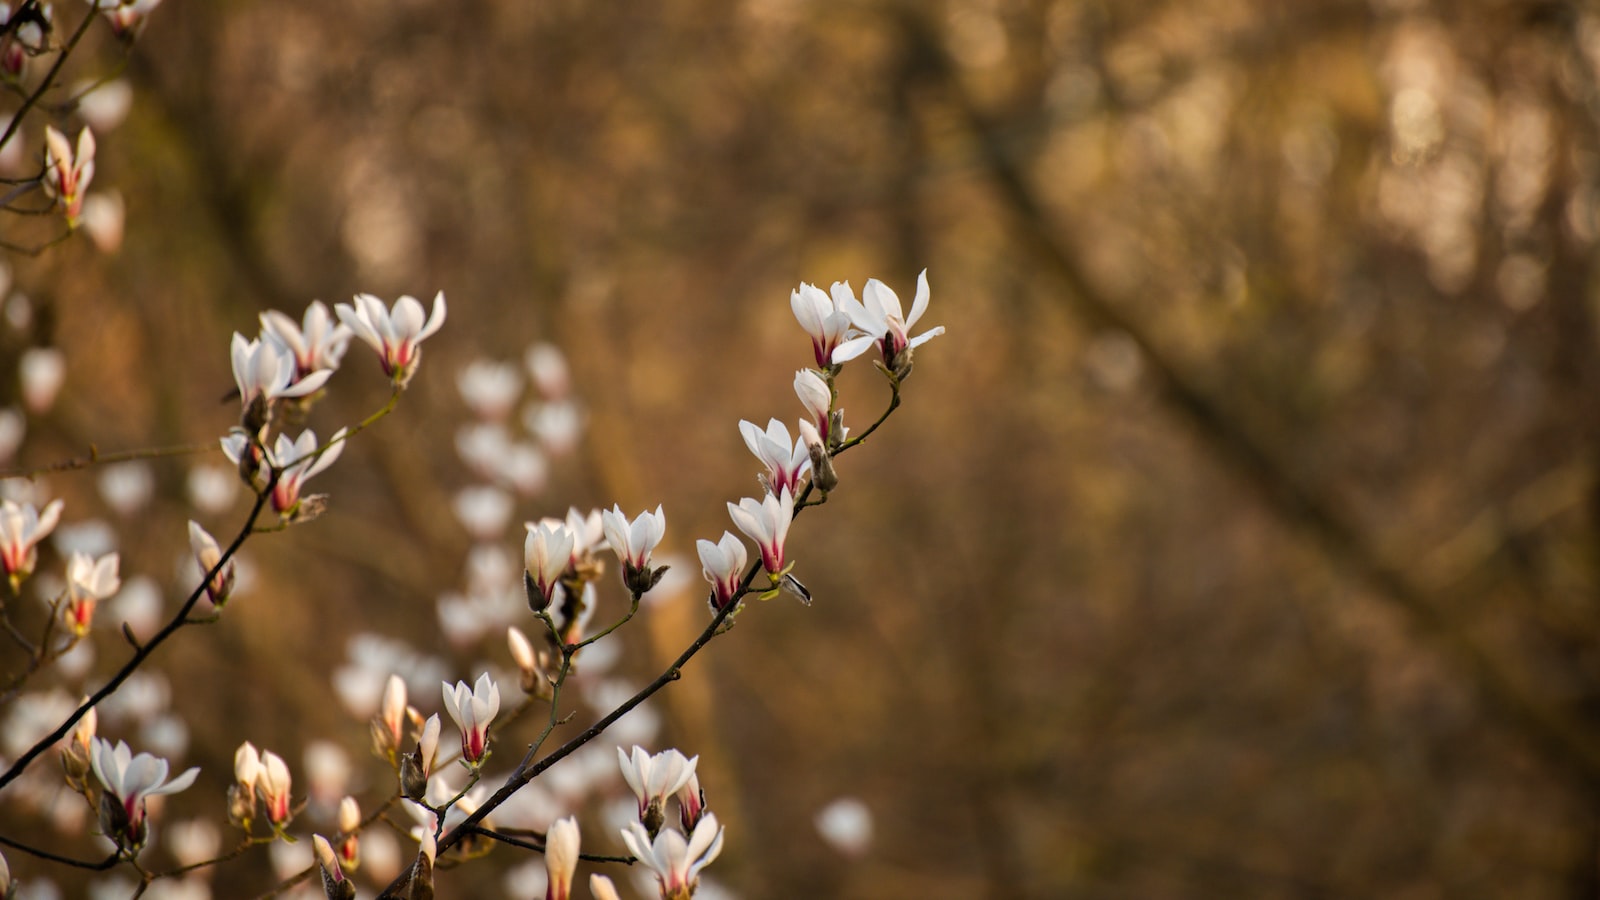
[230,333,331,415]
[589,874,622,900]
[0,497,63,582]
[312,833,348,889]
[696,532,747,610]
[442,673,500,764]
[457,359,523,420]
[535,507,603,566]
[793,369,833,441]
[620,813,724,900]
[617,745,698,824]
[335,292,447,387]
[64,551,119,635]
[19,346,65,412]
[260,301,352,385]
[91,0,162,35]
[89,737,199,847]
[602,504,666,591]
[726,488,795,576]
[830,269,944,369]
[267,428,346,516]
[544,816,580,900]
[523,520,575,611]
[739,418,809,496]
[791,282,853,369]
[43,126,94,226]
[258,749,293,827]
[187,521,235,607]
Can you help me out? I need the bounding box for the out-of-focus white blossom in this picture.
[266,428,346,518]
[452,486,513,540]
[814,797,873,857]
[457,359,523,420]
[302,741,350,812]
[525,343,570,399]
[0,406,22,462]
[42,126,94,227]
[89,0,162,36]
[525,401,582,456]
[64,551,119,635]
[260,301,352,386]
[335,292,446,387]
[73,77,133,132]
[163,819,221,870]
[186,464,237,515]
[80,191,124,252]
[97,461,153,517]
[230,333,331,416]
[0,497,62,584]
[19,347,65,413]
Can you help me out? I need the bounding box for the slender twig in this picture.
[0,473,275,792]
[0,439,218,480]
[462,824,635,863]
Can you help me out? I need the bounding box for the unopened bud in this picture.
[643,798,666,838]
[399,748,428,801]
[241,392,271,437]
[523,569,549,613]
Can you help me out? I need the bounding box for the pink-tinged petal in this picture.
[335,302,381,350]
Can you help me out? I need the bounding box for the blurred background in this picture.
[5,0,1600,896]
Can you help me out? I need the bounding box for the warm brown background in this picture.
[5,0,1600,897]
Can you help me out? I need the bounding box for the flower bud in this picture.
[337,796,361,871]
[314,833,356,900]
[188,521,236,608]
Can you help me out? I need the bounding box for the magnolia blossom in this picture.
[0,497,63,583]
[791,282,853,369]
[620,813,725,900]
[187,521,235,607]
[267,428,346,517]
[19,346,65,413]
[523,520,575,611]
[589,875,622,900]
[456,359,523,420]
[738,419,810,496]
[42,126,94,227]
[377,673,407,753]
[260,301,352,385]
[696,533,747,610]
[678,771,706,832]
[258,749,293,828]
[544,816,580,900]
[337,796,361,869]
[90,0,163,36]
[793,369,833,440]
[231,333,331,425]
[312,833,349,893]
[830,270,944,371]
[335,292,447,387]
[507,625,550,695]
[727,488,795,576]
[89,737,199,849]
[618,745,698,829]
[399,713,441,800]
[535,507,604,567]
[602,504,666,594]
[64,551,120,636]
[442,673,500,764]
